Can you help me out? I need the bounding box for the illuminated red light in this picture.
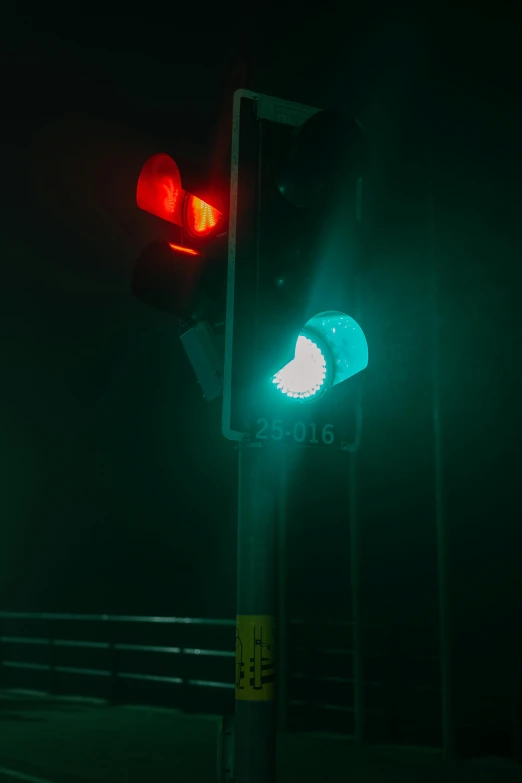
[184,194,222,237]
[137,153,183,227]
[169,243,199,256]
[137,152,222,239]
[163,179,180,214]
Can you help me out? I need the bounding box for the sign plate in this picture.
[250,400,361,451]
[251,416,336,448]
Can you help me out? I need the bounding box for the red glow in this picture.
[137,152,222,239]
[137,153,184,227]
[168,243,199,256]
[185,194,221,237]
[162,178,180,213]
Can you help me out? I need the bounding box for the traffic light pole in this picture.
[235,440,278,783]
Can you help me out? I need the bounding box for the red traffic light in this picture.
[136,153,222,237]
[136,153,184,227]
[184,194,222,238]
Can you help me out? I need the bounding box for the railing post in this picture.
[387,624,398,744]
[108,618,119,704]
[514,665,521,763]
[217,714,235,783]
[48,619,56,695]
[0,617,3,690]
[181,648,191,713]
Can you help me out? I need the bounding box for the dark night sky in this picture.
[1,7,522,737]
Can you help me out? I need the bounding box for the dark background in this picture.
[1,6,521,750]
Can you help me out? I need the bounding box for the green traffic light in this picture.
[272,333,330,401]
[271,311,368,402]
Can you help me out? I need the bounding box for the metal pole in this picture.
[432,264,452,756]
[349,448,364,741]
[277,449,288,733]
[349,241,364,741]
[235,441,278,783]
[426,126,452,756]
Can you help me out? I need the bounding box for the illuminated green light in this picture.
[272,334,330,400]
[304,311,368,386]
[271,311,368,403]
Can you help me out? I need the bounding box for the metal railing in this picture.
[0,613,236,715]
[1,611,519,760]
[0,611,441,744]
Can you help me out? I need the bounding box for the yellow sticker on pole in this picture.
[235,614,275,701]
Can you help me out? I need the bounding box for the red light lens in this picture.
[168,243,199,256]
[136,153,184,226]
[184,194,221,237]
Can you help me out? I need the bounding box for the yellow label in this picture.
[235,614,275,701]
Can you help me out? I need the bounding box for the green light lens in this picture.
[272,334,328,400]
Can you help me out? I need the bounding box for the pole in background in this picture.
[348,261,365,742]
[432,259,452,756]
[235,441,278,783]
[349,447,364,741]
[426,125,452,757]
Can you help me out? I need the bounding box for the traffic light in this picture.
[136,152,222,237]
[222,90,369,449]
[131,152,227,401]
[272,311,368,402]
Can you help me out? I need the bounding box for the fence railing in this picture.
[0,611,442,745]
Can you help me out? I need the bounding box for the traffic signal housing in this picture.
[223,90,368,448]
[131,152,228,401]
